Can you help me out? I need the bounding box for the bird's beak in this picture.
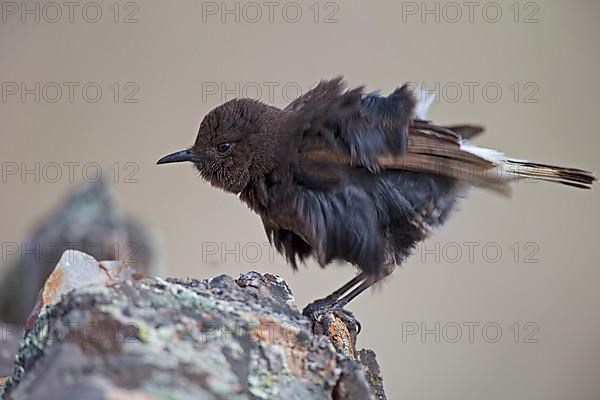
[157,149,200,165]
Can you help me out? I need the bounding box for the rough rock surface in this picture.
[25,250,137,331]
[0,270,386,399]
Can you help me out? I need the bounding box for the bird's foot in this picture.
[303,299,361,358]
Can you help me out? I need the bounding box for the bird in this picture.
[157,77,596,318]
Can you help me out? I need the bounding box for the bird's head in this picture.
[157,98,281,194]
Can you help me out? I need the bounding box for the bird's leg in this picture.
[316,273,366,305]
[302,274,366,349]
[328,261,397,309]
[302,263,396,351]
[333,275,378,308]
[302,273,365,324]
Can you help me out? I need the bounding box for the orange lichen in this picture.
[327,315,355,359]
[255,316,296,345]
[254,316,308,377]
[41,266,65,306]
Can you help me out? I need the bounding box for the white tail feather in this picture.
[461,141,596,189]
[413,86,436,120]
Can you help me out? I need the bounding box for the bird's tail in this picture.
[499,159,596,189]
[460,143,597,189]
[409,86,596,190]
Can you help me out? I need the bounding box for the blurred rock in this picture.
[0,179,160,324]
[0,260,386,399]
[0,324,22,378]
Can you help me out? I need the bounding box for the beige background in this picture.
[1,1,599,398]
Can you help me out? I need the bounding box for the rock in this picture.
[0,179,161,324]
[356,350,386,399]
[0,324,22,377]
[25,250,137,331]
[0,253,386,399]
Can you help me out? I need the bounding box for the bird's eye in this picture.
[216,142,231,153]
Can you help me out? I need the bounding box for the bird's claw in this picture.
[302,299,361,358]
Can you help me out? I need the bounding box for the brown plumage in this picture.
[157,77,596,314]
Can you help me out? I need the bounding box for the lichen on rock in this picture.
[1,253,386,400]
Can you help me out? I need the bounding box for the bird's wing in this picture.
[285,77,416,171]
[285,78,502,191]
[301,120,509,193]
[302,120,596,192]
[287,78,595,192]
